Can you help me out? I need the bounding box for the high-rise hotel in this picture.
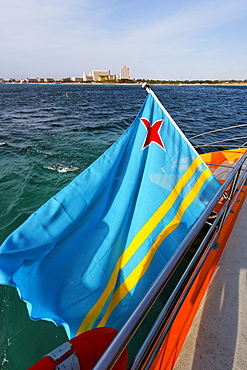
[120,66,130,80]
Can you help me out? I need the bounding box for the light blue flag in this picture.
[0,90,220,339]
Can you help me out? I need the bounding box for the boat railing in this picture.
[193,137,247,148]
[93,150,247,370]
[188,123,247,140]
[188,124,247,149]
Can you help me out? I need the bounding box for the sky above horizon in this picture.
[1,0,247,80]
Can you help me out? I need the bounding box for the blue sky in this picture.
[1,0,247,80]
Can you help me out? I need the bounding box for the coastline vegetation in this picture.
[106,78,247,85]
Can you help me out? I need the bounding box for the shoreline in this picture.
[1,82,247,86]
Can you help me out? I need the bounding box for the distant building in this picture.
[44,78,55,83]
[60,77,71,83]
[92,70,110,81]
[83,72,93,82]
[71,77,83,83]
[82,68,130,82]
[120,66,130,80]
[108,75,118,80]
[25,78,38,83]
[98,76,109,82]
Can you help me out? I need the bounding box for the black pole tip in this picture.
[142,82,150,90]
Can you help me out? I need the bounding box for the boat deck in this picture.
[173,198,247,370]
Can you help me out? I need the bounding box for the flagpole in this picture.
[141,82,209,162]
[142,82,151,93]
[142,81,194,146]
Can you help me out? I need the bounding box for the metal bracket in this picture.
[212,242,220,251]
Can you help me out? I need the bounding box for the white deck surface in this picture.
[173,198,247,370]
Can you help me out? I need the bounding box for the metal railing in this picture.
[188,124,247,149]
[93,150,247,370]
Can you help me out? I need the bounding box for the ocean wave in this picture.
[0,141,59,156]
[43,165,80,173]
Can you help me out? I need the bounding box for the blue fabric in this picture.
[0,92,220,338]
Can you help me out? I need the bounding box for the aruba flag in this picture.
[0,90,220,339]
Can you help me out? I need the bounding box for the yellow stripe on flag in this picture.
[98,167,212,327]
[77,157,209,334]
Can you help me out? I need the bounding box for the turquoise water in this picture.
[0,84,246,369]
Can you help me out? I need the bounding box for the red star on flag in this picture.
[140,118,166,151]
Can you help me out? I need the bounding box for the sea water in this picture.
[0,83,246,369]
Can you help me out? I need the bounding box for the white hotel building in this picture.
[120,66,130,80]
[92,70,110,81]
[83,66,130,82]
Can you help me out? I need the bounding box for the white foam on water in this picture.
[43,165,79,173]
